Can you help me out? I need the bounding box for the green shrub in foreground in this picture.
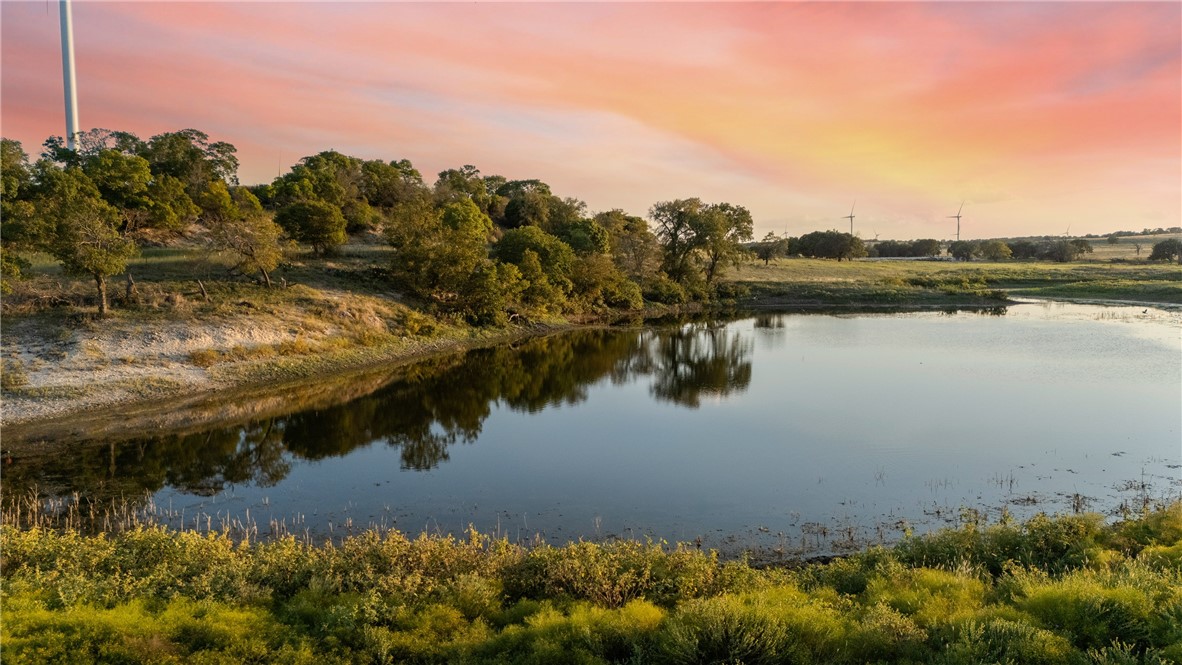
[2,504,1181,663]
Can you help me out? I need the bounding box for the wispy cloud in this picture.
[2,1,1177,239]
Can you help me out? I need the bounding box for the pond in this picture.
[5,301,1180,557]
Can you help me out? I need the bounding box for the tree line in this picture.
[751,233,1181,264]
[1,129,758,321]
[4,128,1179,319]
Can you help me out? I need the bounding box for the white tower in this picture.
[60,0,80,150]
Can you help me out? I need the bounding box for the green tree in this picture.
[1107,235,1121,245]
[754,232,788,265]
[1009,240,1039,259]
[1,139,40,292]
[140,129,238,192]
[697,202,753,283]
[595,209,661,281]
[570,253,644,311]
[36,166,137,315]
[272,151,377,232]
[1148,239,1182,263]
[144,175,200,233]
[40,129,146,173]
[202,183,285,286]
[386,197,515,323]
[434,165,492,213]
[797,230,867,261]
[1070,238,1093,257]
[516,248,567,312]
[979,240,1012,261]
[492,225,576,294]
[650,198,706,286]
[912,239,943,257]
[554,217,610,256]
[948,240,980,261]
[360,158,424,209]
[502,191,550,230]
[275,200,347,256]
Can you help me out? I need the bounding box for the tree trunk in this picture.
[260,267,272,288]
[95,274,108,316]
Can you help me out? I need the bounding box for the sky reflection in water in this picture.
[8,302,1180,554]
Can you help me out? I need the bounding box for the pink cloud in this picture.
[2,1,1177,239]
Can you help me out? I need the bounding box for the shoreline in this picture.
[1,293,1173,440]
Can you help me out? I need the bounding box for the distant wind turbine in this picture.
[948,201,964,241]
[844,202,856,235]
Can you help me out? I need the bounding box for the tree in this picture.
[361,158,424,209]
[1070,239,1093,257]
[569,253,643,311]
[1107,235,1121,245]
[554,217,610,256]
[37,166,136,315]
[1009,240,1039,259]
[912,239,943,257]
[1,139,40,292]
[1148,239,1182,263]
[1041,239,1087,262]
[140,129,238,192]
[948,240,980,261]
[386,198,518,323]
[697,202,753,283]
[434,165,492,213]
[754,232,788,265]
[272,151,377,232]
[595,209,661,281]
[275,200,347,255]
[144,175,200,233]
[796,230,867,261]
[502,191,550,229]
[202,183,285,286]
[650,198,705,285]
[492,225,576,294]
[978,240,1012,261]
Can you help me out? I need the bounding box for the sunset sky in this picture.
[2,1,1179,240]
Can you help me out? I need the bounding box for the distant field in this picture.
[733,252,1182,306]
[1014,232,1182,262]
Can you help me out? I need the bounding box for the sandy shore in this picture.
[0,310,522,439]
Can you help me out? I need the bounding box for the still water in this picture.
[7,301,1181,555]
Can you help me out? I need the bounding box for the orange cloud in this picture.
[2,1,1177,239]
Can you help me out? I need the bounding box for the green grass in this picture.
[2,504,1180,664]
[733,257,1182,307]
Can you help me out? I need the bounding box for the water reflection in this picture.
[5,323,754,505]
[649,324,752,407]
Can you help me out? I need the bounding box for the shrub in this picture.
[1,357,29,390]
[1019,576,1155,651]
[643,275,688,304]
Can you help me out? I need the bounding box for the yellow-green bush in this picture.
[5,504,1182,663]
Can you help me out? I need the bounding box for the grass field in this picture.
[733,249,1182,307]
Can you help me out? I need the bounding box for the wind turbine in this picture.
[948,201,964,241]
[59,0,80,151]
[844,202,856,235]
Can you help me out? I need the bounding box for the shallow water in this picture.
[6,301,1180,555]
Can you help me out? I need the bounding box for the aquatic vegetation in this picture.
[3,504,1181,663]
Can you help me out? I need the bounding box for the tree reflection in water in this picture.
[4,322,753,509]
